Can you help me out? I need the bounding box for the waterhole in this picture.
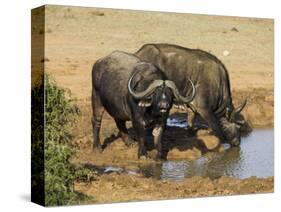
[86,117,274,181]
[139,128,274,180]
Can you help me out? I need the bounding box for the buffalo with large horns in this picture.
[92,51,195,160]
[135,43,251,146]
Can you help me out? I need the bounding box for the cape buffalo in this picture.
[92,51,195,159]
[135,43,251,146]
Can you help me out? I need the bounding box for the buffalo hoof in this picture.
[123,138,135,148]
[155,154,166,162]
[93,145,103,153]
[119,132,136,148]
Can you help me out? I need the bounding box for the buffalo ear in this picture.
[138,100,152,107]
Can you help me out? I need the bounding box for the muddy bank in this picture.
[71,128,223,171]
[232,88,273,128]
[74,173,273,203]
[71,128,273,178]
[71,127,274,203]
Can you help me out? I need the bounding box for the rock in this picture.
[223,50,230,56]
[196,129,211,136]
[231,27,239,32]
[167,147,202,160]
[198,135,220,150]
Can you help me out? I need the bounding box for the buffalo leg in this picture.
[138,136,147,159]
[135,129,147,159]
[136,128,147,159]
[92,90,104,151]
[153,125,165,160]
[132,120,147,158]
[197,109,225,142]
[115,119,134,147]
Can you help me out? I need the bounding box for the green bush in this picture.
[45,76,79,144]
[32,75,96,206]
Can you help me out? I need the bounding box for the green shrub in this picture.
[45,76,79,144]
[32,75,96,206]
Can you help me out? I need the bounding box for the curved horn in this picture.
[229,98,247,121]
[234,99,247,114]
[165,79,196,103]
[128,71,164,99]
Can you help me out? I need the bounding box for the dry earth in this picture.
[74,173,273,204]
[32,5,274,203]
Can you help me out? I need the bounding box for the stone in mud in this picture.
[196,129,211,136]
[231,27,239,32]
[223,50,230,56]
[198,135,220,150]
[167,147,202,160]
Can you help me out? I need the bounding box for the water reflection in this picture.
[140,129,274,180]
[166,116,188,129]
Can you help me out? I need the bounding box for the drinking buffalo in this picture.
[91,51,195,159]
[135,43,251,146]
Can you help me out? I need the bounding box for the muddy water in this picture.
[85,116,273,181]
[140,128,274,180]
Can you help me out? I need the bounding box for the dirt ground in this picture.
[74,173,273,204]
[32,5,274,203]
